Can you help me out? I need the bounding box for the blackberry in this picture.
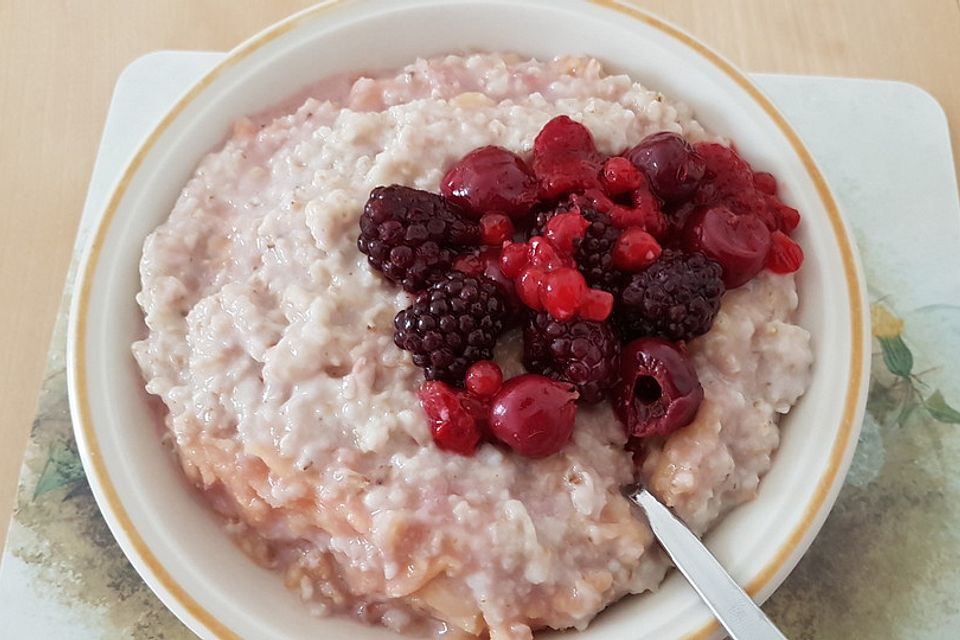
[358,185,480,292]
[522,312,620,403]
[395,271,507,384]
[533,202,624,295]
[617,250,724,342]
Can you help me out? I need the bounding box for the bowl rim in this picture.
[67,1,870,638]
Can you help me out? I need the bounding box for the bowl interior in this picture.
[70,1,867,639]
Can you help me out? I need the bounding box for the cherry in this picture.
[441,145,539,220]
[489,374,578,458]
[479,213,514,246]
[614,338,703,439]
[465,360,504,398]
[541,267,587,322]
[624,132,705,204]
[681,205,771,288]
[612,228,662,272]
[532,116,604,199]
[578,289,614,322]
[419,381,485,455]
[766,230,804,273]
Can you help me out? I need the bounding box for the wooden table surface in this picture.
[1,0,958,550]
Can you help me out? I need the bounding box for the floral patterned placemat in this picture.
[1,53,958,639]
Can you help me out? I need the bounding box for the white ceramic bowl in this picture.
[67,1,870,638]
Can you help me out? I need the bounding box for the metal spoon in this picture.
[623,484,788,640]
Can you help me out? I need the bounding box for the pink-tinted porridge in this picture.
[133,54,812,639]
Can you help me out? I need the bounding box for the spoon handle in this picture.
[626,486,788,640]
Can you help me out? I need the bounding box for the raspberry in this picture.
[358,185,480,292]
[612,228,662,272]
[419,381,485,455]
[753,171,778,195]
[441,145,539,220]
[480,213,514,246]
[617,250,725,342]
[532,116,604,199]
[608,186,668,239]
[523,313,621,403]
[489,374,578,458]
[614,338,703,438]
[394,271,507,384]
[766,230,804,273]
[465,360,504,397]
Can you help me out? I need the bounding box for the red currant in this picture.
[465,360,504,397]
[480,213,514,246]
[499,242,531,279]
[541,267,587,321]
[612,228,662,272]
[528,236,572,271]
[578,289,614,322]
[545,212,590,255]
[517,265,547,310]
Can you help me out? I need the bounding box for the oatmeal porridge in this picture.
[133,54,812,639]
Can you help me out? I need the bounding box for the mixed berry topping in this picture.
[359,116,804,459]
[358,185,480,292]
[535,202,627,295]
[617,250,725,342]
[394,271,507,384]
